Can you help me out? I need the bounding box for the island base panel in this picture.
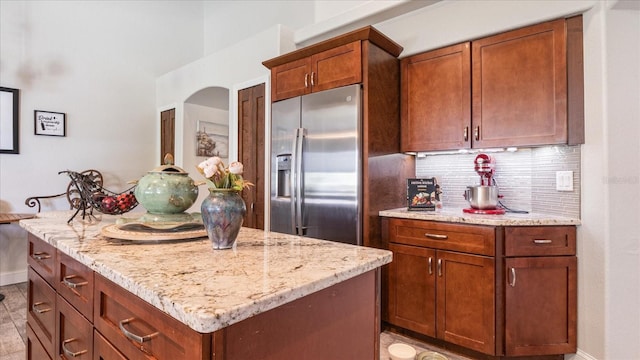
[214,270,380,360]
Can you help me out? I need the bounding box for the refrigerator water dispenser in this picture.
[276,154,291,197]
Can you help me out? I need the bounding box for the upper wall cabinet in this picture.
[401,16,584,152]
[269,42,362,102]
[263,26,403,103]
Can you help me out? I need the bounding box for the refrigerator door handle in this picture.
[294,128,306,235]
[289,130,299,235]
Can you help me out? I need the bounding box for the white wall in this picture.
[0,1,204,283]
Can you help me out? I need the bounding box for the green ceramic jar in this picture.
[134,156,198,215]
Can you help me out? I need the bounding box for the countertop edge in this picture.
[379,208,581,226]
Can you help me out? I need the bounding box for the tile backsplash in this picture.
[415,146,581,218]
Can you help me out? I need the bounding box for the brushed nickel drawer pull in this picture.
[310,71,315,86]
[62,338,88,357]
[33,252,51,261]
[62,275,88,289]
[424,233,448,240]
[533,239,553,244]
[509,267,517,287]
[119,317,159,344]
[464,127,469,141]
[32,301,52,314]
[428,257,433,275]
[304,73,309,88]
[437,259,442,277]
[474,126,480,141]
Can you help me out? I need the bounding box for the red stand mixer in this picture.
[463,154,505,214]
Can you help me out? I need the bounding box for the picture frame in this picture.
[196,120,229,158]
[0,87,20,154]
[34,110,66,137]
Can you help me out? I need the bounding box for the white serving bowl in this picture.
[388,343,417,360]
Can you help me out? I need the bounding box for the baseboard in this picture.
[0,269,27,286]
[565,349,598,360]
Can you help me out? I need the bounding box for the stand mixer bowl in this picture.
[465,185,499,210]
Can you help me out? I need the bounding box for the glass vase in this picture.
[200,189,246,249]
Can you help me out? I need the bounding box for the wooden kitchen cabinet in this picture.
[94,273,209,360]
[383,218,577,358]
[386,219,496,355]
[27,234,57,360]
[269,42,361,102]
[504,226,577,356]
[401,16,584,152]
[401,42,471,152]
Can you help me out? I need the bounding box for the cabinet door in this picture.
[93,330,126,360]
[28,268,56,358]
[271,57,311,101]
[401,42,471,152]
[57,295,93,360]
[387,243,436,337]
[472,19,567,147]
[505,256,577,356]
[437,250,495,355]
[27,324,53,360]
[310,41,362,93]
[57,250,94,321]
[94,274,208,360]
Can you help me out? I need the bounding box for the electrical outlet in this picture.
[556,171,574,191]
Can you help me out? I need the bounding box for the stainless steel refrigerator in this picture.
[270,84,361,245]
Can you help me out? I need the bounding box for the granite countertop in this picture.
[379,207,581,226]
[20,211,391,333]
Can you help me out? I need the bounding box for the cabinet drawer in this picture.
[27,268,56,358]
[57,295,93,359]
[27,233,56,286]
[57,250,94,320]
[27,323,53,360]
[94,330,126,360]
[94,274,209,360]
[505,226,576,256]
[388,218,496,256]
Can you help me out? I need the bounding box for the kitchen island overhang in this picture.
[21,211,392,359]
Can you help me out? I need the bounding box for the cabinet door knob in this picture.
[310,72,315,86]
[437,258,443,277]
[509,267,517,287]
[33,251,51,261]
[424,233,447,240]
[62,274,88,289]
[464,127,469,142]
[119,317,159,344]
[474,126,480,141]
[62,338,88,358]
[32,301,52,314]
[304,73,309,88]
[428,257,433,275]
[533,239,553,244]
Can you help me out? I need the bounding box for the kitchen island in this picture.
[21,211,391,360]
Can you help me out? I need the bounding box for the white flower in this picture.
[229,162,244,175]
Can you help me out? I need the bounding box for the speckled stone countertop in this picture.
[379,208,581,226]
[20,211,391,333]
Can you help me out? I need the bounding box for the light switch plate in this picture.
[556,171,574,191]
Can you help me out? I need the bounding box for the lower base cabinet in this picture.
[383,218,577,359]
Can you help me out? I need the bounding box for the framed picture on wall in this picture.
[196,120,229,158]
[0,87,20,154]
[34,110,66,136]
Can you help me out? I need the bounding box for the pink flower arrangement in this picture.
[196,157,253,191]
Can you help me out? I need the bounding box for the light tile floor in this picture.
[0,282,472,360]
[0,283,27,360]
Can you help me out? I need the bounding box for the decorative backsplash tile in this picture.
[415,146,581,218]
